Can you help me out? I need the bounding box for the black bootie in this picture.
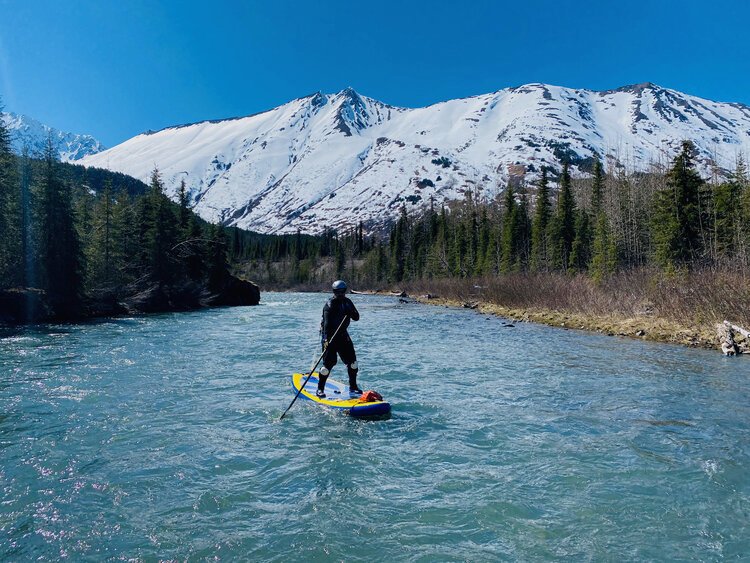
[348,374,362,395]
[316,374,328,398]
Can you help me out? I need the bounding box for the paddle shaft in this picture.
[279,315,348,420]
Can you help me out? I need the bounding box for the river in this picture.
[1,292,749,560]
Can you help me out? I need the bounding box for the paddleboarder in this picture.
[317,280,361,398]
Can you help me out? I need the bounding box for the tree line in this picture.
[377,141,750,283]
[239,141,750,287]
[0,153,231,318]
[231,222,373,285]
[0,108,261,318]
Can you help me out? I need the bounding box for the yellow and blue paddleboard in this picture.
[291,372,391,417]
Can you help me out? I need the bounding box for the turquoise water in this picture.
[1,293,749,561]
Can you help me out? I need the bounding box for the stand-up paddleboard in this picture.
[290,372,391,417]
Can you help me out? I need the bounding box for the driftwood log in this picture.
[717,320,749,356]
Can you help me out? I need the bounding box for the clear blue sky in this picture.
[1,0,748,147]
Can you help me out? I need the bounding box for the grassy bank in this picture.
[399,269,750,350]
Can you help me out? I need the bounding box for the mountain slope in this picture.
[80,83,750,234]
[1,112,105,161]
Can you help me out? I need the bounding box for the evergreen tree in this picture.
[467,203,479,275]
[375,239,387,281]
[426,205,449,278]
[428,198,439,241]
[0,100,10,155]
[111,189,138,285]
[75,184,95,288]
[452,220,467,277]
[515,185,532,271]
[713,155,749,266]
[588,157,616,280]
[438,204,451,276]
[289,229,302,282]
[591,157,604,216]
[411,216,428,279]
[476,206,490,275]
[500,185,517,273]
[177,179,191,234]
[569,210,591,272]
[231,226,244,262]
[207,223,229,291]
[334,234,346,277]
[357,221,364,256]
[87,180,115,288]
[550,162,576,271]
[135,185,154,272]
[652,141,705,269]
[530,168,552,272]
[0,100,20,288]
[38,136,83,316]
[19,147,34,288]
[390,206,408,281]
[146,168,178,286]
[483,221,498,275]
[589,211,617,282]
[712,178,741,260]
[184,214,205,281]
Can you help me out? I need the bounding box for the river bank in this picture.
[412,294,717,349]
[398,271,750,352]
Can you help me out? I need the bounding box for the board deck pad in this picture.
[291,372,391,417]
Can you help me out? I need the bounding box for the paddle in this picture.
[279,315,348,420]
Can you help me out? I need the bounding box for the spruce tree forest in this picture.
[0,112,269,321]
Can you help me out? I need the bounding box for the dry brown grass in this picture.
[400,268,750,349]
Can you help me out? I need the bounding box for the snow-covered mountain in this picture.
[80,83,750,234]
[1,112,105,161]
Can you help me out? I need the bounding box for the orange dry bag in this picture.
[357,390,383,403]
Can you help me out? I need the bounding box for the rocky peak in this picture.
[1,111,105,161]
[333,87,371,136]
[309,91,327,109]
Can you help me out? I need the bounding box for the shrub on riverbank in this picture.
[402,268,750,330]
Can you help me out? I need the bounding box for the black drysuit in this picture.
[320,296,360,383]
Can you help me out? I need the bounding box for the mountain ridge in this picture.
[79,82,750,234]
[1,112,105,161]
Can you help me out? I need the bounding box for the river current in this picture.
[1,292,749,560]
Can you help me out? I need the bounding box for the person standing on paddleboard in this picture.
[317,280,361,398]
